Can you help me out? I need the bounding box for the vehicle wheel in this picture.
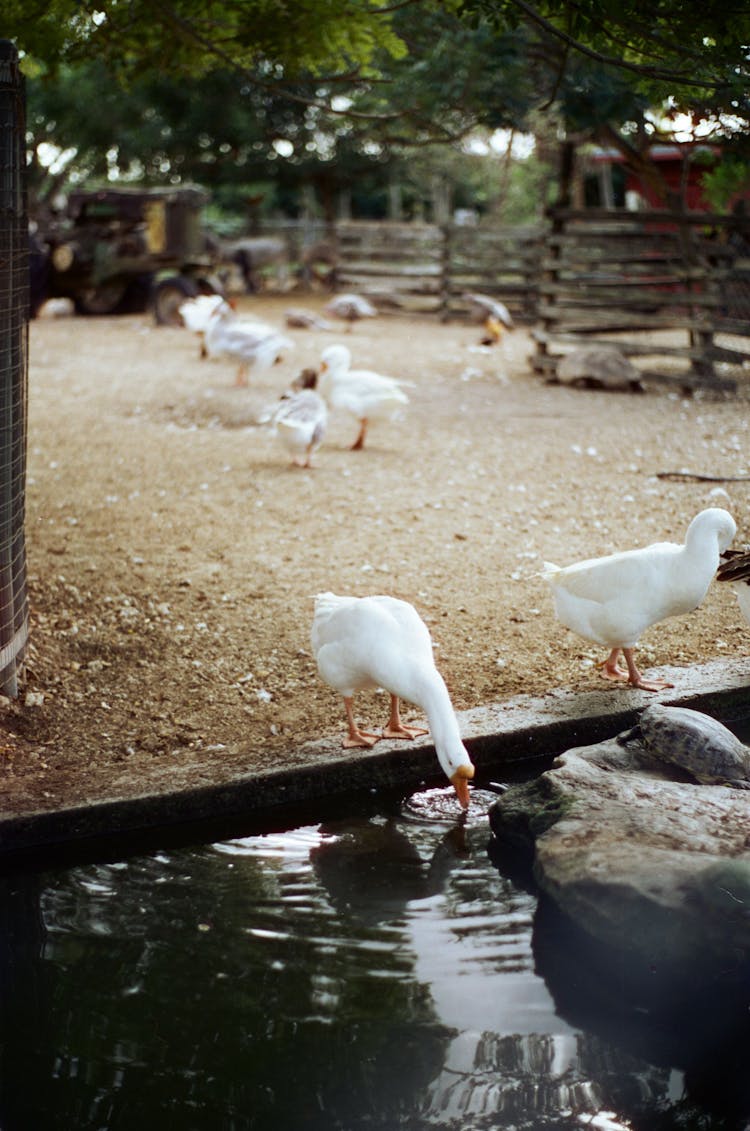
[73,281,128,316]
[152,276,199,325]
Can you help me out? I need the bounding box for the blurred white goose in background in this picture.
[311,592,475,809]
[542,507,736,691]
[284,307,333,330]
[318,344,411,450]
[204,300,294,386]
[462,291,514,345]
[324,293,377,329]
[178,293,225,357]
[269,389,328,468]
[716,546,750,625]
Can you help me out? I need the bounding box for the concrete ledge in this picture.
[1,657,748,866]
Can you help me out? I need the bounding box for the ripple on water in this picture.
[401,785,499,824]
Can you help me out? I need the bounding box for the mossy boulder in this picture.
[489,733,750,982]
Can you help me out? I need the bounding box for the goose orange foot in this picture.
[343,730,381,748]
[599,648,674,692]
[382,723,429,740]
[343,697,381,747]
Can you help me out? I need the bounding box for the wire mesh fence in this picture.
[0,40,28,697]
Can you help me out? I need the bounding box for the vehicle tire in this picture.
[73,280,128,316]
[152,276,200,325]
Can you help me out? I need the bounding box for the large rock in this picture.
[556,346,644,390]
[489,734,750,983]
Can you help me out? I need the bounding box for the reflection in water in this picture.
[533,894,750,1130]
[0,784,746,1130]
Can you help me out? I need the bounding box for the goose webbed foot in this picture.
[343,697,381,747]
[599,649,630,682]
[343,730,381,749]
[382,723,429,740]
[600,648,674,692]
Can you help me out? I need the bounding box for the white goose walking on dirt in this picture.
[204,301,293,386]
[318,344,411,450]
[324,293,377,329]
[284,307,333,331]
[542,507,736,691]
[311,592,475,808]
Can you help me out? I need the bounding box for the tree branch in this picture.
[508,0,732,89]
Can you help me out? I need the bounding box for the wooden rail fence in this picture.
[260,219,543,323]
[533,208,750,392]
[333,220,542,322]
[259,211,750,392]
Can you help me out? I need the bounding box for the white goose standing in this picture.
[270,389,328,468]
[311,593,475,808]
[542,507,736,690]
[318,344,411,450]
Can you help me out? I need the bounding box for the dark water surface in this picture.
[1,782,748,1131]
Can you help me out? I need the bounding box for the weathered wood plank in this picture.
[535,312,716,334]
[336,274,443,296]
[714,317,750,338]
[531,329,745,363]
[336,260,438,276]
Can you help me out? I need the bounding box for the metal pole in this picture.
[0,40,29,697]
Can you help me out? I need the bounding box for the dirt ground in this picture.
[2,294,749,818]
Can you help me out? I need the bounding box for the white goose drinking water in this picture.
[311,593,475,809]
[542,507,736,691]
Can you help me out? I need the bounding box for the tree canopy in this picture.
[11,0,750,219]
[10,0,408,80]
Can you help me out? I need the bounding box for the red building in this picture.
[586,144,724,211]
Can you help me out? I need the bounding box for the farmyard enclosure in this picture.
[3,296,749,817]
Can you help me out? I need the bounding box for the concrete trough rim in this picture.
[1,657,748,869]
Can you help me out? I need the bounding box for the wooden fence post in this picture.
[533,207,564,376]
[679,212,717,385]
[439,223,451,322]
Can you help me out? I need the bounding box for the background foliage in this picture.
[11,0,750,225]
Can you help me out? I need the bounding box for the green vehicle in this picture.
[31,185,222,323]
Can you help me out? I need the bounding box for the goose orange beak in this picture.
[450,763,475,810]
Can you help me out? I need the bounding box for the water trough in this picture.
[2,656,748,867]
